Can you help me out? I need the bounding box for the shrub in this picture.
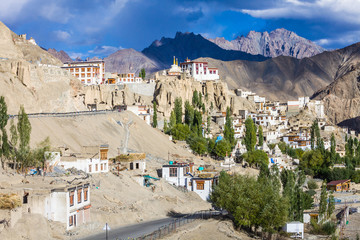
[307,179,318,190]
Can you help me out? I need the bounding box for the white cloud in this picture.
[315,30,360,47]
[53,30,71,41]
[88,45,123,56]
[40,2,73,23]
[0,0,31,22]
[68,52,87,60]
[241,0,360,24]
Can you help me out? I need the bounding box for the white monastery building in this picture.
[62,60,105,85]
[180,58,219,81]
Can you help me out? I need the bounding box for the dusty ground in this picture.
[162,219,255,240]
[343,212,360,240]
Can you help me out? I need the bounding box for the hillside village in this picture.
[0,21,360,240]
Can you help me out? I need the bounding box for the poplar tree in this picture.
[327,193,335,219]
[258,125,264,146]
[17,105,32,171]
[244,117,256,152]
[0,96,9,169]
[224,107,235,147]
[192,90,198,107]
[184,101,194,126]
[152,102,157,128]
[174,97,182,124]
[169,110,176,129]
[9,119,18,168]
[330,133,336,163]
[319,181,328,220]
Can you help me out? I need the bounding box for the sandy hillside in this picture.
[25,111,192,160]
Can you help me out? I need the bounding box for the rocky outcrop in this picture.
[153,74,254,118]
[83,84,154,110]
[310,43,360,130]
[47,48,72,63]
[105,48,163,74]
[208,28,324,59]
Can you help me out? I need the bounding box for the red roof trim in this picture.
[327,179,350,185]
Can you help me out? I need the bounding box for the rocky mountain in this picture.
[105,48,163,74]
[311,42,360,131]
[142,32,268,67]
[195,48,343,100]
[47,48,72,63]
[208,28,324,59]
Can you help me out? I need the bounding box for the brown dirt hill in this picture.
[311,43,360,129]
[105,48,164,74]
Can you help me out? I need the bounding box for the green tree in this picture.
[242,149,268,169]
[9,119,18,168]
[169,110,176,129]
[224,107,235,147]
[152,101,157,128]
[163,119,168,133]
[207,116,211,134]
[0,96,9,169]
[139,68,146,80]
[17,105,32,171]
[174,97,182,124]
[187,135,207,155]
[184,101,194,126]
[198,92,203,108]
[214,139,231,158]
[171,124,190,141]
[258,125,263,146]
[319,181,328,220]
[192,90,199,107]
[32,137,51,171]
[244,117,256,152]
[330,133,336,164]
[327,193,335,219]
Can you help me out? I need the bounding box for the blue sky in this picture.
[2,0,360,59]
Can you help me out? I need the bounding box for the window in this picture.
[136,163,139,169]
[104,163,107,170]
[184,167,189,176]
[89,165,92,173]
[87,68,91,72]
[75,74,79,77]
[196,181,205,190]
[95,164,98,172]
[69,191,75,206]
[69,215,74,226]
[101,164,103,171]
[75,68,79,72]
[169,167,177,177]
[81,68,85,72]
[100,150,108,160]
[87,73,91,77]
[81,73,85,77]
[77,188,82,204]
[84,187,88,201]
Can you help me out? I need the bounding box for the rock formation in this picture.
[208,28,324,59]
[311,43,360,129]
[0,21,85,114]
[47,48,72,63]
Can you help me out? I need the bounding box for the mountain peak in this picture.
[209,28,325,59]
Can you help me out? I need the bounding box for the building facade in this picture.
[180,59,219,81]
[62,60,105,85]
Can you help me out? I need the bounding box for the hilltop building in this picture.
[62,60,105,85]
[180,58,219,81]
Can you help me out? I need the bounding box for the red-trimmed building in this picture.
[180,58,219,81]
[327,179,351,192]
